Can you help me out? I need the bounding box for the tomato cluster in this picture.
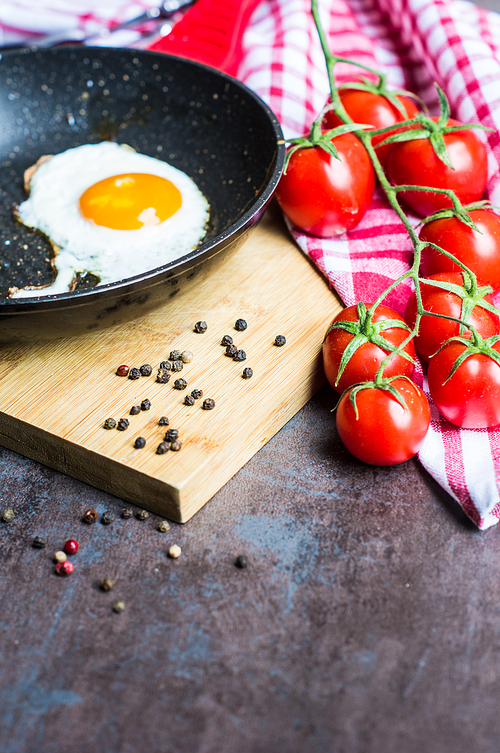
[278,74,500,465]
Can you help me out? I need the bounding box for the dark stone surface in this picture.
[0,383,499,753]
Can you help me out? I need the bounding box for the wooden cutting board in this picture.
[0,206,342,522]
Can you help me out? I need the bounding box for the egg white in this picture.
[12,141,210,298]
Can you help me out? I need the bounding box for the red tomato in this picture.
[404,272,499,362]
[336,378,430,465]
[276,132,375,237]
[428,340,500,428]
[324,89,419,165]
[323,303,415,393]
[386,118,488,216]
[420,209,500,292]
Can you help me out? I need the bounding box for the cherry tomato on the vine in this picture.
[276,132,375,237]
[428,340,500,428]
[323,303,415,394]
[324,89,419,165]
[404,272,499,363]
[336,378,430,465]
[420,209,500,292]
[386,118,488,216]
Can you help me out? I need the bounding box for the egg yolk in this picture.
[79,173,182,230]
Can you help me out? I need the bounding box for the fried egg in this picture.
[11,141,210,298]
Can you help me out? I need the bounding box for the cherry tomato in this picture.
[405,272,499,362]
[324,89,419,165]
[428,340,500,428]
[323,303,415,394]
[336,378,430,465]
[386,118,488,216]
[420,209,500,292]
[276,132,375,237]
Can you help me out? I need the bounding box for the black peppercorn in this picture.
[242,367,253,379]
[164,429,179,442]
[134,437,146,449]
[173,378,187,390]
[156,370,171,384]
[234,318,247,331]
[225,344,237,357]
[83,508,98,524]
[104,418,117,430]
[140,364,152,377]
[221,335,233,346]
[156,442,170,455]
[191,389,203,400]
[158,416,169,426]
[170,439,183,452]
[184,394,195,406]
[171,360,183,372]
[202,398,215,410]
[169,350,182,361]
[117,418,129,431]
[233,349,246,362]
[136,509,149,520]
[159,361,171,371]
[194,320,207,333]
[234,555,247,569]
[140,399,151,411]
[102,511,115,525]
[32,536,46,549]
[100,577,115,592]
[128,367,141,380]
[274,335,286,347]
[121,508,133,519]
[129,405,141,415]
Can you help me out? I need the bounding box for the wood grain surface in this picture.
[0,206,342,522]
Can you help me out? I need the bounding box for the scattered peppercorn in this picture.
[170,440,183,452]
[225,344,237,357]
[113,600,125,613]
[54,550,67,563]
[158,521,170,532]
[1,509,14,523]
[202,398,215,410]
[83,509,98,524]
[274,335,286,347]
[194,320,207,333]
[234,555,248,569]
[233,349,246,362]
[173,378,187,390]
[140,364,152,377]
[183,395,195,406]
[242,367,253,379]
[158,416,169,426]
[116,365,129,377]
[101,511,115,525]
[100,577,115,592]
[181,350,193,363]
[164,429,179,442]
[191,389,203,400]
[63,539,79,555]
[169,350,182,361]
[117,418,130,431]
[235,318,247,331]
[159,361,172,371]
[156,442,169,455]
[129,405,141,416]
[103,418,117,430]
[121,508,133,519]
[128,367,141,380]
[32,536,46,549]
[221,335,233,346]
[134,437,146,449]
[140,399,151,411]
[168,544,182,559]
[55,561,74,576]
[156,370,171,384]
[136,509,149,521]
[171,360,183,372]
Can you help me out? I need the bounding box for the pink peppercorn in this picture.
[55,561,74,576]
[63,539,79,555]
[116,365,129,377]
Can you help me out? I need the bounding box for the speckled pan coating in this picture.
[0,46,285,342]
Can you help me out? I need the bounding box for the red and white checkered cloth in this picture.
[241,0,500,530]
[2,0,500,527]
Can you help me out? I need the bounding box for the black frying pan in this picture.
[0,46,285,342]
